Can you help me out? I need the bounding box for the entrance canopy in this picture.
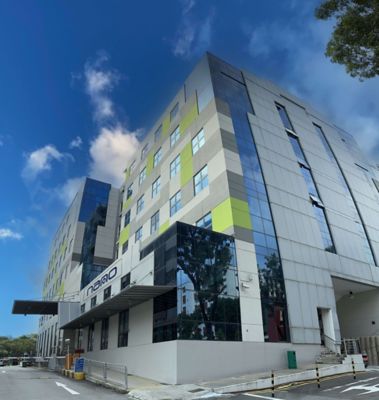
[61,284,175,329]
[12,300,58,315]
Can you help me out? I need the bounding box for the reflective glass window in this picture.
[124,210,131,227]
[170,102,179,121]
[136,195,145,214]
[90,296,96,309]
[170,155,181,178]
[192,128,205,154]
[139,168,147,185]
[103,286,111,301]
[194,165,208,195]
[122,240,128,254]
[153,148,162,167]
[100,318,109,350]
[126,183,133,199]
[135,226,143,242]
[141,144,149,160]
[170,191,182,216]
[288,134,308,166]
[154,125,162,142]
[118,310,129,347]
[120,273,130,290]
[87,323,94,351]
[151,211,160,235]
[275,103,294,131]
[152,177,161,198]
[196,212,212,230]
[300,166,319,198]
[170,126,180,147]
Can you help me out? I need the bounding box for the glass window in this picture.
[152,177,161,198]
[130,160,136,172]
[126,183,133,200]
[100,318,109,350]
[154,125,162,142]
[288,134,308,166]
[153,148,162,167]
[170,102,179,121]
[122,240,128,254]
[300,166,319,198]
[141,144,149,160]
[192,128,205,154]
[139,168,147,186]
[120,273,130,290]
[170,191,182,216]
[80,303,85,314]
[196,212,212,230]
[90,296,96,309]
[170,155,181,178]
[312,204,336,253]
[135,226,143,242]
[118,310,129,347]
[103,286,111,301]
[87,323,94,351]
[170,126,180,147]
[124,210,131,227]
[136,195,145,214]
[194,165,208,195]
[151,211,160,234]
[275,103,294,131]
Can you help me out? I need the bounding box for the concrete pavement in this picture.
[0,365,126,399]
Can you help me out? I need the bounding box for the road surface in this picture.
[0,365,126,399]
[231,368,379,400]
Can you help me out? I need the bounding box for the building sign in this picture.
[86,266,117,296]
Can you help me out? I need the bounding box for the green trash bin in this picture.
[287,350,297,369]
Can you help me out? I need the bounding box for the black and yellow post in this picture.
[352,359,356,380]
[316,365,320,388]
[271,370,275,398]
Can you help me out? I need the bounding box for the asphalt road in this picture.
[0,365,126,399]
[231,369,379,400]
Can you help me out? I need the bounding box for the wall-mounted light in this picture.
[349,291,354,299]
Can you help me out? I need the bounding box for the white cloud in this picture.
[56,177,85,206]
[89,125,140,187]
[69,136,83,149]
[22,145,66,181]
[84,52,120,122]
[172,4,214,59]
[0,228,22,240]
[245,17,379,161]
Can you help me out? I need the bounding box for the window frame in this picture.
[150,211,160,235]
[170,126,180,148]
[170,191,182,217]
[170,155,181,178]
[152,176,161,198]
[139,168,147,186]
[194,165,209,195]
[153,148,162,168]
[135,226,143,242]
[136,195,145,214]
[192,128,205,155]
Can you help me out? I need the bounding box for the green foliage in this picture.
[315,0,379,79]
[0,334,37,357]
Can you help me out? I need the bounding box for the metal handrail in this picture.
[82,357,128,389]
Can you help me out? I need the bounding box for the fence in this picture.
[83,358,128,390]
[47,356,65,371]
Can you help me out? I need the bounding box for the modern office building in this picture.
[21,178,120,357]
[13,54,379,384]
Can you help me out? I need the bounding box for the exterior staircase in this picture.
[316,349,345,364]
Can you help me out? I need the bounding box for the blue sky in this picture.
[1,0,378,337]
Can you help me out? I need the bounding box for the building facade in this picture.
[22,54,379,383]
[36,178,120,357]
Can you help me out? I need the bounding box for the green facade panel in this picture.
[179,101,198,135]
[119,225,130,246]
[159,220,170,234]
[212,197,252,233]
[146,152,154,176]
[180,142,193,187]
[162,115,170,137]
[122,196,132,212]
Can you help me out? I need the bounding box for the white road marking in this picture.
[323,377,378,392]
[55,382,80,395]
[245,394,284,400]
[1,370,6,373]
[341,383,379,395]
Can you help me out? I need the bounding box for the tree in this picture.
[315,0,379,79]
